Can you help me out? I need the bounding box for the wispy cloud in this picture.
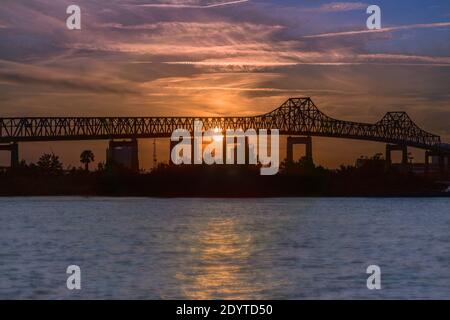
[0,60,138,95]
[98,21,283,35]
[160,50,450,68]
[133,0,250,9]
[310,2,367,13]
[303,21,450,38]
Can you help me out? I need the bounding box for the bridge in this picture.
[1,97,449,171]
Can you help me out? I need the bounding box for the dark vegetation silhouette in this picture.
[80,150,95,172]
[36,153,63,175]
[0,152,446,197]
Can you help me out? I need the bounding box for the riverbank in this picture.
[0,165,447,197]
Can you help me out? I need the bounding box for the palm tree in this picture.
[80,150,95,171]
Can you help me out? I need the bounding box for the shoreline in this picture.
[0,192,448,198]
[2,165,448,198]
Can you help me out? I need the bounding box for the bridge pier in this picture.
[425,151,450,175]
[440,155,446,174]
[0,142,19,168]
[107,139,139,172]
[425,151,429,174]
[169,139,177,166]
[385,144,408,167]
[227,136,252,165]
[287,136,312,163]
[169,136,252,165]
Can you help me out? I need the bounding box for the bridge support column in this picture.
[10,142,19,168]
[0,142,19,168]
[287,136,312,163]
[425,151,450,175]
[223,133,227,164]
[385,144,408,167]
[169,139,177,166]
[425,151,430,174]
[245,136,250,165]
[224,135,251,165]
[439,154,445,175]
[169,135,255,165]
[448,155,450,173]
[107,139,139,172]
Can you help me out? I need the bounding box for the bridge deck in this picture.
[1,98,448,153]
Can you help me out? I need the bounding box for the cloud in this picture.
[357,53,450,65]
[0,72,136,94]
[0,60,138,95]
[311,2,367,13]
[164,52,450,68]
[1,0,450,154]
[132,0,250,9]
[98,21,283,36]
[303,21,450,38]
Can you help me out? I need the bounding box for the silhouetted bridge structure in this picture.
[1,97,449,171]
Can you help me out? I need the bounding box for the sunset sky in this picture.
[0,0,449,169]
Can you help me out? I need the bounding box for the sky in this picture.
[0,0,449,169]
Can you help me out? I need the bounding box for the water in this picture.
[0,197,449,299]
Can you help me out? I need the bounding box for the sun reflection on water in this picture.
[176,217,264,299]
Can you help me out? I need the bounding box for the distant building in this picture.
[106,139,139,172]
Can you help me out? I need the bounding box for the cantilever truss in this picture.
[0,98,448,152]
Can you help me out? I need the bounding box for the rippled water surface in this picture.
[1,197,449,299]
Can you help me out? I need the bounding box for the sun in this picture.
[212,128,223,142]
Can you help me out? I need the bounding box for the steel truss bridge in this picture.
[1,97,449,153]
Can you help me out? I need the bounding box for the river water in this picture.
[0,197,449,299]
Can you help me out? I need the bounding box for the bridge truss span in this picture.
[257,98,443,151]
[0,97,447,153]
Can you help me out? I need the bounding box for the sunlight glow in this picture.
[213,128,223,142]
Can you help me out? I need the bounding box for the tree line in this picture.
[9,150,97,175]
